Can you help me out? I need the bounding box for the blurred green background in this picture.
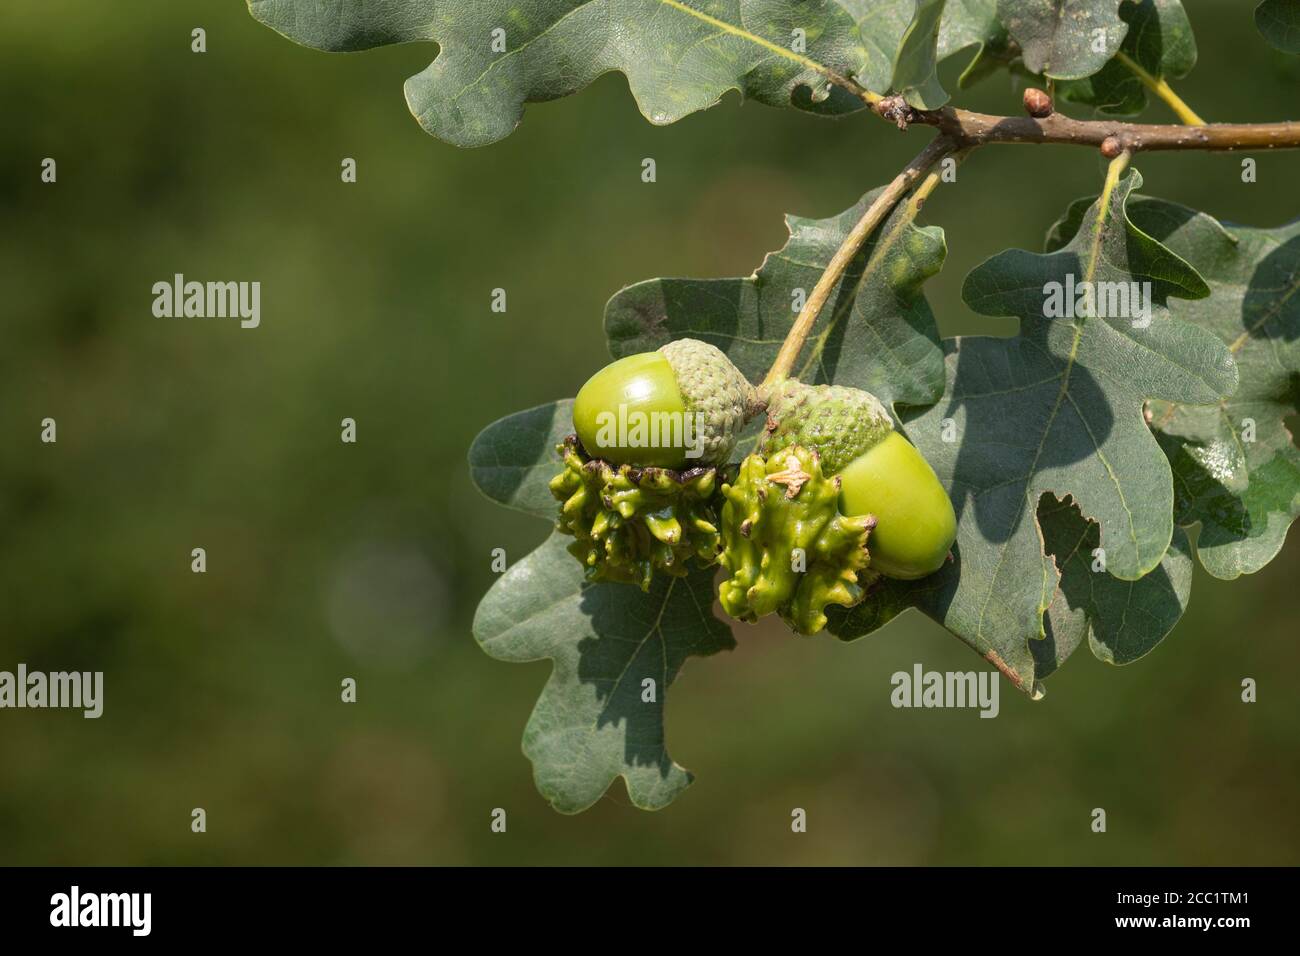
[1,0,1297,865]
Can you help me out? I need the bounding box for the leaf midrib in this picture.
[440,0,863,113]
[974,158,1137,641]
[658,0,840,78]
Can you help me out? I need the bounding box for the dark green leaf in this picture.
[1256,0,1300,53]
[838,0,925,92]
[839,0,1009,90]
[1119,0,1196,81]
[1058,0,1197,117]
[893,0,951,108]
[1127,202,1298,578]
[997,0,1128,79]
[939,0,1006,54]
[830,167,1237,694]
[247,0,875,146]
[939,0,1016,86]
[473,532,734,812]
[468,400,575,520]
[1050,196,1300,577]
[605,184,947,419]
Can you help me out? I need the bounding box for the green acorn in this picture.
[761,380,956,581]
[572,338,757,469]
[718,444,877,635]
[549,436,723,590]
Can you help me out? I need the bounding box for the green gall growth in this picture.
[718,444,877,636]
[549,436,723,590]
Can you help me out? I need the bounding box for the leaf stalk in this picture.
[1113,50,1206,126]
[759,136,956,394]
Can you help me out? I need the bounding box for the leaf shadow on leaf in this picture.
[1129,200,1298,348]
[938,326,1117,547]
[807,264,881,384]
[574,567,733,779]
[604,234,887,389]
[1056,0,1196,116]
[1035,606,1084,683]
[1243,232,1300,346]
[1149,231,1300,560]
[604,188,947,415]
[1034,492,1190,680]
[474,534,733,811]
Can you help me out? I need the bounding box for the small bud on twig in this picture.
[873,94,916,131]
[1100,135,1124,159]
[1023,88,1053,118]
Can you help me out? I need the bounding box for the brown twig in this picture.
[871,97,1300,153]
[759,81,1298,397]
